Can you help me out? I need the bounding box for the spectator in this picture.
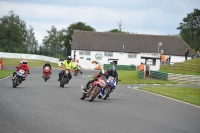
[185,48,189,60]
[168,55,171,64]
[196,51,200,58]
[138,62,144,71]
[160,53,166,66]
[0,59,4,70]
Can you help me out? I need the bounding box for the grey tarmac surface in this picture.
[0,67,200,133]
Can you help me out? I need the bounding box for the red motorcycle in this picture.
[80,76,106,102]
[43,66,51,82]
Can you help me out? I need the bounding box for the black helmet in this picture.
[67,56,72,61]
[110,66,116,73]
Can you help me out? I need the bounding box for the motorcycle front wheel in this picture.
[103,88,111,100]
[13,77,19,88]
[88,87,101,102]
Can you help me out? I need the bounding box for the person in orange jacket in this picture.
[138,62,144,71]
[0,59,4,70]
[160,54,166,65]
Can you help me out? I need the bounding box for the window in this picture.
[79,51,84,55]
[85,51,91,55]
[104,52,113,57]
[128,53,137,58]
[79,51,91,55]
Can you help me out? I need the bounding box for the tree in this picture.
[42,26,65,58]
[108,20,126,33]
[109,29,122,33]
[177,9,200,51]
[0,11,27,52]
[24,25,38,53]
[65,22,95,56]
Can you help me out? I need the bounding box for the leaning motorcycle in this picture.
[74,67,83,76]
[74,67,79,76]
[59,64,71,88]
[102,76,116,100]
[12,69,26,88]
[43,66,51,82]
[80,77,106,102]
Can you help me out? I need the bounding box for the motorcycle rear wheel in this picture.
[103,88,111,100]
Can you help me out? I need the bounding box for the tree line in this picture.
[0,9,199,59]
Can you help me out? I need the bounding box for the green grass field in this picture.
[0,58,59,68]
[117,70,177,84]
[0,70,13,79]
[139,86,200,106]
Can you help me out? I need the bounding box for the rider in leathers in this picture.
[58,56,76,82]
[98,65,118,98]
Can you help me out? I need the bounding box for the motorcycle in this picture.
[80,77,106,102]
[12,69,26,88]
[74,67,83,76]
[59,64,71,88]
[102,76,116,100]
[43,66,51,82]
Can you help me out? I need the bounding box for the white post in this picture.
[158,42,162,54]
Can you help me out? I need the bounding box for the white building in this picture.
[71,30,192,70]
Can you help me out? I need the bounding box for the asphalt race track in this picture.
[0,67,200,133]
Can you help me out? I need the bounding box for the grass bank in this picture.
[0,70,13,79]
[139,86,200,106]
[160,58,200,76]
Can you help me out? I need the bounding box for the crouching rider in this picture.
[58,56,76,82]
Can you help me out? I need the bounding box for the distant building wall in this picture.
[72,50,191,70]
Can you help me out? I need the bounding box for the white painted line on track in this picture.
[131,87,200,108]
[0,75,12,81]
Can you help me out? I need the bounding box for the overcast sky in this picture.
[0,0,200,44]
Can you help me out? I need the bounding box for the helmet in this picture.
[22,60,27,65]
[67,56,72,61]
[110,65,116,72]
[20,61,23,64]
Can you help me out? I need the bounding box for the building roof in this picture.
[71,30,192,56]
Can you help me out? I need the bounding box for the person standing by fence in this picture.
[185,48,189,60]
[0,59,4,70]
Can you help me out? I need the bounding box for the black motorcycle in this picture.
[12,69,26,88]
[59,63,71,88]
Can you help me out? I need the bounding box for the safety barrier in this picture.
[150,71,168,80]
[168,73,200,84]
[104,64,136,70]
[138,71,145,79]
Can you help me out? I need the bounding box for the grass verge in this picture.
[139,86,200,106]
[0,58,59,68]
[118,70,177,84]
[0,70,13,79]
